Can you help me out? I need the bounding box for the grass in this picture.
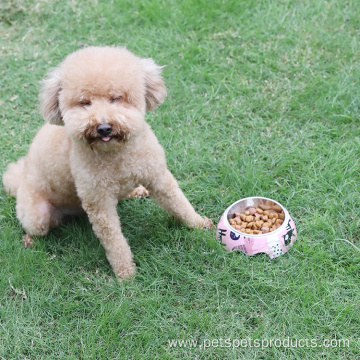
[1,0,360,358]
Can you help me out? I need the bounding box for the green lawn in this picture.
[1,0,359,359]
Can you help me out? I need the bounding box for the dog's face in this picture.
[40,47,167,149]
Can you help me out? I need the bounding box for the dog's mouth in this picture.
[84,124,130,147]
[98,133,129,142]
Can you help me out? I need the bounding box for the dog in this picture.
[2,46,213,280]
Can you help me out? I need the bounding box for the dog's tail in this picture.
[2,157,25,197]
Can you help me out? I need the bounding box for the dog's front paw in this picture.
[202,216,214,229]
[116,261,136,281]
[189,215,214,229]
[22,234,34,248]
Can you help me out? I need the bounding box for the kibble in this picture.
[229,203,285,235]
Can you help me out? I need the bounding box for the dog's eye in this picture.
[110,96,122,103]
[79,100,91,106]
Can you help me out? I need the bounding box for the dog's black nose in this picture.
[97,123,112,137]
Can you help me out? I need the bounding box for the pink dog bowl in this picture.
[217,197,297,258]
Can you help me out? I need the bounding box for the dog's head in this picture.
[39,46,167,149]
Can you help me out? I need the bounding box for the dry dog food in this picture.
[228,203,285,235]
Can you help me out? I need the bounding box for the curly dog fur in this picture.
[2,46,212,280]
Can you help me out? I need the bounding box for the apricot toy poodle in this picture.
[2,46,213,280]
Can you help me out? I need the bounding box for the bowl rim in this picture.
[223,196,290,237]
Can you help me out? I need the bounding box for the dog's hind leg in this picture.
[127,185,149,199]
[2,157,25,197]
[16,183,63,247]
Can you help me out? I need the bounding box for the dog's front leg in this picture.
[81,198,135,280]
[146,169,213,229]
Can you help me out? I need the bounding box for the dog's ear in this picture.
[39,66,63,125]
[140,58,167,111]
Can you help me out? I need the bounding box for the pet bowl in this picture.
[216,197,297,258]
